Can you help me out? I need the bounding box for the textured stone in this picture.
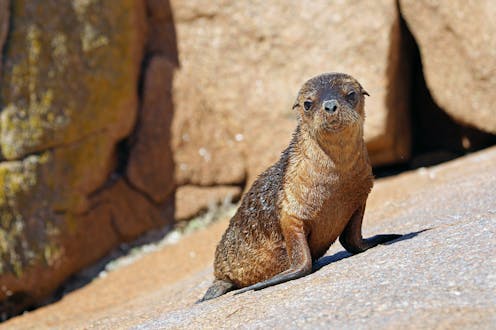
[83,179,172,242]
[4,146,495,328]
[127,56,175,203]
[175,185,241,221]
[0,133,123,288]
[0,0,178,315]
[171,0,411,187]
[0,176,173,318]
[400,0,496,134]
[0,0,145,160]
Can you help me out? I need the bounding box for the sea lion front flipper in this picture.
[235,215,312,295]
[339,203,401,254]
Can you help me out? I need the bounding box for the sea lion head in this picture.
[292,72,368,139]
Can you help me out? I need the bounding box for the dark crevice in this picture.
[88,135,162,208]
[112,0,180,206]
[110,58,157,205]
[114,138,131,177]
[113,57,162,206]
[117,53,153,176]
[374,2,496,178]
[137,53,153,104]
[87,0,183,211]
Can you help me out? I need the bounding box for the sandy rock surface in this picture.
[4,146,495,329]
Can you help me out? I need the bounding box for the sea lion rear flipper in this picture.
[197,279,236,303]
[235,215,312,295]
[339,203,401,254]
[234,265,310,295]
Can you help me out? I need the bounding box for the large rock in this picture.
[171,0,412,189]
[400,0,496,134]
[0,0,175,314]
[3,146,495,328]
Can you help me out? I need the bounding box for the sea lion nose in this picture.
[323,99,338,114]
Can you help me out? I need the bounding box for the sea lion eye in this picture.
[346,91,357,104]
[303,100,313,111]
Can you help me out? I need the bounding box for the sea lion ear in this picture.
[292,100,299,110]
[357,82,369,97]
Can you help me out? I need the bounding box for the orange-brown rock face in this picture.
[400,0,496,134]
[0,0,175,315]
[170,0,412,185]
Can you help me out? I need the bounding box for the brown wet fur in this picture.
[199,73,400,302]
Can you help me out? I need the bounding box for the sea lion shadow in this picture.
[313,228,431,272]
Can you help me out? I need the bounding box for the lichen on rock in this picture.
[0,154,62,277]
[0,0,159,313]
[0,0,143,160]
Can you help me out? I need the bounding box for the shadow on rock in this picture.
[313,228,431,272]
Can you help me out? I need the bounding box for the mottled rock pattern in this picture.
[4,146,495,329]
[0,0,143,159]
[171,0,411,188]
[400,0,496,134]
[0,0,174,315]
[175,185,241,221]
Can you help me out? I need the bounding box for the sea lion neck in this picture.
[297,123,367,172]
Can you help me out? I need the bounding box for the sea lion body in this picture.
[199,73,399,301]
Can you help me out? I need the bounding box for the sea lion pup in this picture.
[198,72,400,302]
